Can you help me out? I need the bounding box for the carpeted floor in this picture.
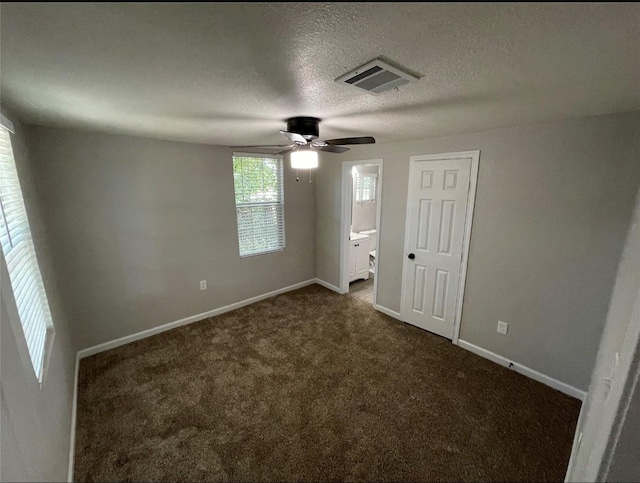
[75,284,581,482]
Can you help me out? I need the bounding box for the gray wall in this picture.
[315,111,640,391]
[566,188,640,482]
[351,165,379,233]
[26,126,316,350]
[1,115,76,481]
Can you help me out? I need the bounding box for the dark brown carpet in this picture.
[75,284,581,482]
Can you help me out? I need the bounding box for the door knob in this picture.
[408,253,415,260]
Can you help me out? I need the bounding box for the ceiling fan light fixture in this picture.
[230,116,375,162]
[290,149,318,169]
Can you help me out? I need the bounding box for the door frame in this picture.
[340,159,384,300]
[400,150,480,344]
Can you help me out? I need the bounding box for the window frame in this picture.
[354,172,377,204]
[232,152,286,258]
[0,119,55,386]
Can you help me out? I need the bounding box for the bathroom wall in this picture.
[351,165,379,233]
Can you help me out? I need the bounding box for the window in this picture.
[0,125,54,382]
[232,154,285,257]
[354,173,377,203]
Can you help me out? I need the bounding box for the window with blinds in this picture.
[0,126,53,382]
[354,173,377,203]
[232,154,285,257]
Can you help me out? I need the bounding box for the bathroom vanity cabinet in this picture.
[348,233,371,282]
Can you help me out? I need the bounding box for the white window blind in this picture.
[0,126,53,381]
[355,173,377,203]
[232,154,285,257]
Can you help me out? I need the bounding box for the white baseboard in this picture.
[457,339,586,401]
[66,280,585,480]
[69,278,319,479]
[67,353,79,482]
[77,279,316,359]
[374,304,402,321]
[313,278,343,294]
[564,402,587,482]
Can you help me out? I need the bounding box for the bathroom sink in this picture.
[349,232,370,241]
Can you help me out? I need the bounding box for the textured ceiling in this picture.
[1,3,639,146]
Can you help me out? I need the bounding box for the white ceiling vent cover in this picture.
[336,58,419,95]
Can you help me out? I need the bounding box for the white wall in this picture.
[315,111,640,391]
[0,115,76,482]
[26,126,316,350]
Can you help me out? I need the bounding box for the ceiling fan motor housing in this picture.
[286,117,320,140]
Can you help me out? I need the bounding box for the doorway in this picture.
[340,159,383,305]
[400,151,479,342]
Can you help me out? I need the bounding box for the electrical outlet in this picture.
[199,280,207,291]
[497,320,508,335]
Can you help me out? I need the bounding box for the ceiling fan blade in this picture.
[324,136,376,146]
[275,148,295,156]
[318,145,350,154]
[279,130,308,144]
[229,144,291,149]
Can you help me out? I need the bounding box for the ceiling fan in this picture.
[230,116,375,169]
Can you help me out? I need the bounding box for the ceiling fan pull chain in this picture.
[309,170,313,184]
[296,169,299,182]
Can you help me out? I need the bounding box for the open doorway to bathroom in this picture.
[340,159,383,305]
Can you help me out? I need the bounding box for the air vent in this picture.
[336,58,419,95]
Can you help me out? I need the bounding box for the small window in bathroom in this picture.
[355,173,377,203]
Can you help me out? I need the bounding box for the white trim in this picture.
[372,162,383,306]
[233,154,286,258]
[598,291,640,479]
[399,161,413,325]
[374,304,402,320]
[232,151,283,160]
[340,159,384,297]
[564,403,586,483]
[565,284,640,481]
[0,111,15,133]
[68,278,318,477]
[67,353,80,482]
[453,152,479,344]
[400,151,480,344]
[313,278,343,294]
[457,339,586,401]
[77,279,316,359]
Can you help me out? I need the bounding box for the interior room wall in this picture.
[26,126,316,351]
[351,165,379,233]
[0,114,76,482]
[607,373,640,482]
[566,188,640,482]
[315,111,640,391]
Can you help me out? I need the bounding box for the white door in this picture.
[401,155,473,339]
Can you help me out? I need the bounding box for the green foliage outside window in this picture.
[232,155,284,257]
